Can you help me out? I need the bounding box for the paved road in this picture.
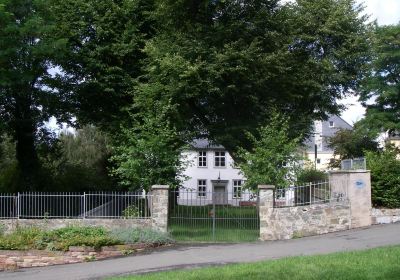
[1,223,400,280]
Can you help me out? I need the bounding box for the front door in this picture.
[213,185,227,204]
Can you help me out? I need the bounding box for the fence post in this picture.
[329,170,371,229]
[258,185,275,241]
[151,185,169,233]
[82,192,86,219]
[17,192,20,219]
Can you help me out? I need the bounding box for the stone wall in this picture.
[0,219,152,235]
[372,208,400,225]
[261,202,351,240]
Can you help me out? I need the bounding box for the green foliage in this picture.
[0,223,5,236]
[366,148,400,208]
[358,24,400,133]
[122,205,140,218]
[237,112,302,189]
[0,227,43,250]
[327,127,379,167]
[297,168,328,185]
[111,103,187,190]
[38,226,119,251]
[0,226,119,251]
[137,0,372,155]
[50,0,154,131]
[43,126,115,191]
[0,0,70,190]
[110,227,173,245]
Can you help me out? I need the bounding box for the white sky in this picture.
[340,0,400,125]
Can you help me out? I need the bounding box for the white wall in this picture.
[180,150,252,205]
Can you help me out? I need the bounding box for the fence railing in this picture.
[274,181,348,208]
[341,157,366,170]
[0,192,152,219]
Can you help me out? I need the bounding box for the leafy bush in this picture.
[110,228,174,245]
[122,205,141,218]
[0,226,119,251]
[37,226,120,251]
[366,148,400,208]
[0,227,43,250]
[297,168,328,185]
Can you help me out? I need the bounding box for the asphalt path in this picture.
[1,223,399,280]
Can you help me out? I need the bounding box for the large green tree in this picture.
[0,0,69,190]
[136,0,372,156]
[50,0,154,131]
[358,23,400,134]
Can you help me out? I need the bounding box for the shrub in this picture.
[0,224,5,236]
[366,148,400,208]
[0,227,43,250]
[37,226,120,251]
[110,228,174,245]
[297,168,328,184]
[0,226,119,251]
[122,205,141,218]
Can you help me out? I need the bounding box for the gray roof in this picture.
[190,138,225,150]
[305,115,353,152]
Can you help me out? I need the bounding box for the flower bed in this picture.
[0,225,174,270]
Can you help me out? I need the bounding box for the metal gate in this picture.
[168,189,259,242]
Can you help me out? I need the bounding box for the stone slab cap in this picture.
[151,185,169,190]
[258,185,275,190]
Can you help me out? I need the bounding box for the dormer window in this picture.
[214,151,226,167]
[329,121,334,128]
[198,151,207,167]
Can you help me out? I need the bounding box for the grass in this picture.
[168,205,259,242]
[109,246,400,280]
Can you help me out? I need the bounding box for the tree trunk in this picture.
[14,94,40,191]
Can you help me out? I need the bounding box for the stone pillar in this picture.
[151,185,169,233]
[329,171,371,229]
[259,185,275,241]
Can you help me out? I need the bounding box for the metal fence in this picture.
[341,157,366,170]
[0,192,152,219]
[168,189,259,242]
[274,180,348,208]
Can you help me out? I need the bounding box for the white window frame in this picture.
[329,121,334,128]
[198,179,207,197]
[198,151,207,167]
[233,180,243,199]
[214,151,226,167]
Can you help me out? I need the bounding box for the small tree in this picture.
[328,127,379,167]
[366,147,400,208]
[110,103,187,191]
[237,113,303,190]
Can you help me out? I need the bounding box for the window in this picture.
[198,151,207,167]
[198,180,207,197]
[214,151,226,167]
[316,158,321,164]
[329,121,334,128]
[233,180,243,198]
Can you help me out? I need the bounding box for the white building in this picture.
[179,116,352,205]
[179,139,255,206]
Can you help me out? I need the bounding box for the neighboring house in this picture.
[179,139,255,206]
[385,130,400,148]
[179,115,352,205]
[303,115,352,170]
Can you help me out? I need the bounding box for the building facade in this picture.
[303,115,352,170]
[179,139,254,206]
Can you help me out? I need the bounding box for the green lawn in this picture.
[110,246,400,280]
[168,205,259,242]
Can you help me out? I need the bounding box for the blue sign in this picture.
[355,180,365,189]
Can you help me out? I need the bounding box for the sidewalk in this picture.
[1,223,400,280]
